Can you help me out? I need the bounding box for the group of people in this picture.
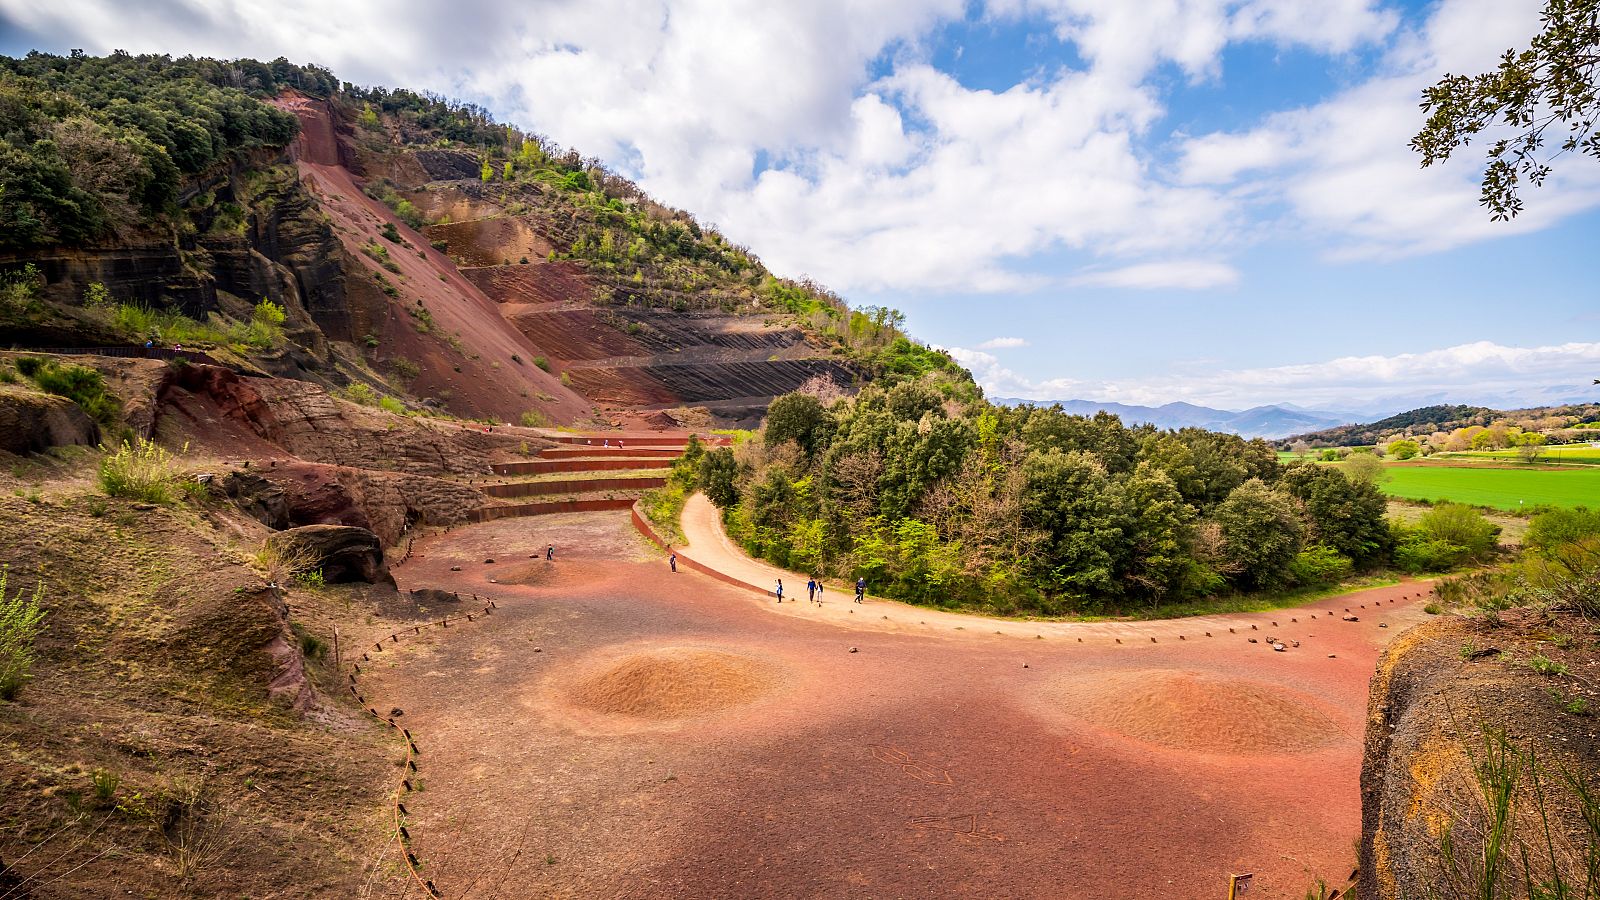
[773,576,868,605]
[662,547,868,606]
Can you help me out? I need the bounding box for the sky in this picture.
[2,0,1597,414]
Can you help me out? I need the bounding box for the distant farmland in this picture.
[1380,465,1600,510]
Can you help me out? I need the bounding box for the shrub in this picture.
[23,358,119,427]
[519,410,550,428]
[532,355,550,371]
[380,222,403,243]
[1393,529,1468,573]
[1527,507,1600,554]
[559,372,573,387]
[390,358,420,380]
[98,438,183,503]
[83,281,113,308]
[378,396,406,415]
[342,383,377,405]
[1418,502,1499,560]
[1287,544,1353,586]
[0,568,47,701]
[430,239,448,252]
[0,264,43,308]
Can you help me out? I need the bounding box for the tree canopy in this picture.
[1411,0,1600,219]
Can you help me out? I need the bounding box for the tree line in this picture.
[662,375,1502,616]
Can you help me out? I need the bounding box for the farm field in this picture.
[1379,464,1600,510]
[1435,445,1600,466]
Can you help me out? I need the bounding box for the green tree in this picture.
[1209,479,1305,590]
[698,447,739,508]
[1120,461,1196,602]
[1342,451,1386,486]
[1387,439,1421,460]
[1021,450,1129,598]
[763,392,828,455]
[1411,0,1600,220]
[1278,462,1392,564]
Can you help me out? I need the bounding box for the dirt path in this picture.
[359,508,1434,899]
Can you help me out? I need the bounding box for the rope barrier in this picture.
[346,595,502,898]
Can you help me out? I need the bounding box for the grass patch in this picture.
[98,438,185,503]
[14,356,120,427]
[0,567,47,701]
[1380,465,1600,511]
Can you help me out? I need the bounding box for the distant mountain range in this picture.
[991,397,1363,439]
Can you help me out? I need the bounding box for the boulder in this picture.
[221,471,290,529]
[265,524,391,585]
[0,385,97,454]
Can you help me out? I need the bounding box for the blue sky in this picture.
[3,0,1596,412]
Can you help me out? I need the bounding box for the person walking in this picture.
[669,552,677,573]
[815,578,824,597]
[807,578,817,603]
[546,544,555,561]
[774,579,783,603]
[855,577,866,604]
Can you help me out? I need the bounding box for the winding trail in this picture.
[673,491,1432,643]
[360,497,1432,899]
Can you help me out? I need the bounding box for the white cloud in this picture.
[1067,259,1239,289]
[1173,0,1600,259]
[950,340,1600,410]
[978,336,1030,349]
[2,0,1586,298]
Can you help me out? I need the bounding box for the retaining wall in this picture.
[480,476,666,499]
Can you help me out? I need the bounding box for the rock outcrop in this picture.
[0,385,97,454]
[265,524,391,585]
[1360,611,1600,899]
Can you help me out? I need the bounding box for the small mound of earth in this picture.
[1049,669,1341,754]
[496,561,555,586]
[567,649,777,719]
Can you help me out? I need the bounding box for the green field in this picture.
[1380,465,1600,511]
[1435,445,1600,466]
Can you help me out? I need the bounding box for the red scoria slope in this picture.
[275,92,593,424]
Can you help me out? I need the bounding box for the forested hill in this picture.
[1286,402,1600,448]
[0,51,963,422]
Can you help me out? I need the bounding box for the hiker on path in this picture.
[546,544,555,561]
[855,578,866,604]
[604,439,610,448]
[815,578,823,596]
[775,579,783,603]
[670,552,677,573]
[807,579,817,603]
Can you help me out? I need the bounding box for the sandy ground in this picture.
[359,508,1433,899]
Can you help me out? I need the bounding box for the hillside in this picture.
[1286,401,1600,448]
[0,52,963,426]
[995,396,1354,439]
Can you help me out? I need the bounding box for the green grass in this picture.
[1380,465,1600,511]
[1436,445,1600,466]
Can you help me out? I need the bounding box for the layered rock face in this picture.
[1360,612,1600,898]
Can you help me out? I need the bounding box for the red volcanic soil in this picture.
[274,92,592,424]
[361,511,1429,899]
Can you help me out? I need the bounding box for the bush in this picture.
[380,222,403,243]
[98,438,184,503]
[559,372,573,387]
[1417,502,1499,560]
[21,358,119,427]
[532,355,550,371]
[1527,507,1600,554]
[1287,544,1353,586]
[378,396,406,415]
[1393,527,1468,573]
[91,767,120,804]
[342,383,377,405]
[519,410,550,428]
[0,568,47,701]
